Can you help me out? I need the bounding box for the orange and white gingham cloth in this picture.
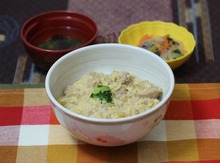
[0,84,220,163]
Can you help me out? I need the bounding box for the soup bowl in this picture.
[21,10,97,70]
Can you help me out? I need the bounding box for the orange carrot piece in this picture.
[158,36,169,54]
[138,35,152,45]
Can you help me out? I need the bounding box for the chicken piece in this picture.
[136,87,162,99]
[109,71,131,85]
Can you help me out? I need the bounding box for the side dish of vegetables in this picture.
[139,35,186,60]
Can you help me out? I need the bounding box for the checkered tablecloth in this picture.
[0,84,220,163]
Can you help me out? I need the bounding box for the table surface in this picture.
[0,83,220,162]
[0,0,220,84]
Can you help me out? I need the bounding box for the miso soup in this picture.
[37,35,84,50]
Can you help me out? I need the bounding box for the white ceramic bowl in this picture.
[45,43,174,146]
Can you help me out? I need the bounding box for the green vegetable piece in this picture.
[173,49,181,54]
[173,53,182,59]
[172,49,183,59]
[90,85,113,104]
[149,45,158,53]
[92,85,111,94]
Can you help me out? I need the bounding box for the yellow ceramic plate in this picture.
[118,21,196,69]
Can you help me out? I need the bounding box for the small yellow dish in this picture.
[118,21,196,69]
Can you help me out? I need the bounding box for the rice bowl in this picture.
[45,43,175,146]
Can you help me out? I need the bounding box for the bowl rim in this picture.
[118,20,196,64]
[20,10,98,53]
[45,43,175,124]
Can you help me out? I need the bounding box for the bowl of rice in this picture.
[118,21,196,69]
[45,43,175,146]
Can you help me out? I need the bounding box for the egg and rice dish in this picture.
[58,71,162,119]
